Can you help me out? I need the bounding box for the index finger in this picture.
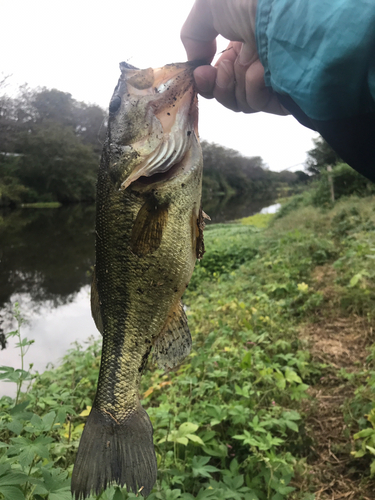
[181,0,218,63]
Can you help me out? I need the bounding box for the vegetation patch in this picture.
[239,213,274,228]
[2,195,375,500]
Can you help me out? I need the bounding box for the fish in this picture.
[71,61,205,500]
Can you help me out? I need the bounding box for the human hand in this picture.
[181,0,288,115]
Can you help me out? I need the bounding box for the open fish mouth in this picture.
[110,62,200,189]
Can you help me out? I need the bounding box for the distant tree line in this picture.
[0,79,106,206]
[0,79,308,207]
[200,141,308,201]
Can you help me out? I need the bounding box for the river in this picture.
[0,197,279,397]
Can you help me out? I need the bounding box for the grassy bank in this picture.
[1,195,375,500]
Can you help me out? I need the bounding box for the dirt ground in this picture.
[296,266,375,499]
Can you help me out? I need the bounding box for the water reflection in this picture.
[204,194,276,223]
[260,203,281,214]
[1,288,99,397]
[0,205,95,331]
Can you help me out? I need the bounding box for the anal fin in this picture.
[153,301,192,371]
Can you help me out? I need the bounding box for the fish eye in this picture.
[109,96,121,113]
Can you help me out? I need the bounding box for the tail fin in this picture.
[71,406,157,499]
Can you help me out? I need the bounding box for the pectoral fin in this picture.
[91,268,103,335]
[131,200,168,257]
[153,301,192,371]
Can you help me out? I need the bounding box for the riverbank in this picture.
[1,195,375,500]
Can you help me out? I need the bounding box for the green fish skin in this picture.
[71,61,204,500]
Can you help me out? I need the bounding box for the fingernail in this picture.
[194,73,211,94]
[238,43,252,66]
[216,61,232,89]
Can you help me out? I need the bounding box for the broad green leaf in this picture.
[186,434,205,445]
[176,437,188,446]
[40,468,71,499]
[0,465,10,477]
[49,491,73,500]
[33,484,49,495]
[349,273,362,287]
[194,488,216,500]
[284,368,302,384]
[202,444,228,457]
[354,428,374,439]
[366,445,375,456]
[240,352,252,369]
[0,485,25,500]
[277,486,296,495]
[42,411,56,430]
[285,421,299,432]
[7,419,23,435]
[192,456,219,478]
[9,400,30,416]
[282,411,300,421]
[113,488,124,500]
[0,471,28,486]
[353,449,366,458]
[178,422,199,436]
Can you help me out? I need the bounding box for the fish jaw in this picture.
[107,62,199,190]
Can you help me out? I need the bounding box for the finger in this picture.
[181,0,218,63]
[213,59,238,112]
[211,42,255,113]
[245,60,289,115]
[193,66,216,98]
[234,42,258,113]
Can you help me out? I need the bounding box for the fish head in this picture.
[107,61,202,191]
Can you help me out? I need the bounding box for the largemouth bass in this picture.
[71,61,204,499]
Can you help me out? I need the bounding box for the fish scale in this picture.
[71,61,205,499]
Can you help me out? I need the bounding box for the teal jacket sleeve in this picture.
[256,0,375,121]
[255,0,375,180]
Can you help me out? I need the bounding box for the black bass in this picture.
[71,61,204,499]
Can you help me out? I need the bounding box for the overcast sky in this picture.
[0,0,318,172]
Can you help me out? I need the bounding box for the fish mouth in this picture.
[117,62,199,189]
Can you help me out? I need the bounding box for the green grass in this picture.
[1,194,375,499]
[239,213,274,228]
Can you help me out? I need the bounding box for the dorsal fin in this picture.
[153,301,192,371]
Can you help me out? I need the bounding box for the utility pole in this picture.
[327,165,335,202]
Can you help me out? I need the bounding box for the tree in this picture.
[305,136,341,175]
[294,170,310,183]
[16,122,97,203]
[0,84,107,203]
